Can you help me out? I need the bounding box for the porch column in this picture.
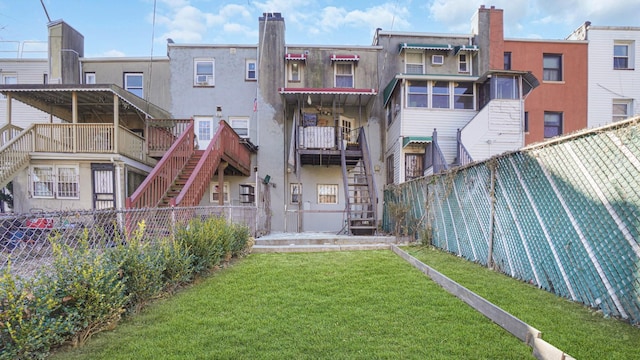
[5,93,11,125]
[72,91,77,153]
[113,93,119,153]
[217,161,228,205]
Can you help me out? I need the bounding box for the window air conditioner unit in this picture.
[432,55,444,65]
[196,75,212,85]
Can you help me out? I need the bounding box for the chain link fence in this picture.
[0,205,257,279]
[383,116,640,325]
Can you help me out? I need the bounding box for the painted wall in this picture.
[81,58,171,113]
[504,39,588,144]
[584,28,640,128]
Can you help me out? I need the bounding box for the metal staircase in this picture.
[340,128,377,235]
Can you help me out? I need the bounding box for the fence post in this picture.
[487,162,497,269]
[170,205,176,242]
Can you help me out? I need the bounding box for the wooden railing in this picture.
[119,127,147,163]
[126,122,195,209]
[0,123,23,147]
[147,119,193,154]
[172,120,251,207]
[456,128,473,167]
[0,124,34,189]
[432,128,448,174]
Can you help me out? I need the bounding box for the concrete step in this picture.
[251,232,405,253]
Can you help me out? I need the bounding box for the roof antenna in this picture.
[40,0,51,22]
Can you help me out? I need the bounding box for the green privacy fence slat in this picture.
[383,117,640,324]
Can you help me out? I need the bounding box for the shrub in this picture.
[175,217,229,273]
[229,223,251,257]
[107,221,165,313]
[0,267,68,360]
[50,236,127,347]
[158,236,194,293]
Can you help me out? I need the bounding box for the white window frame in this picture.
[334,63,354,88]
[317,184,338,204]
[210,181,230,203]
[290,183,302,204]
[458,53,470,73]
[229,116,249,138]
[246,59,257,80]
[1,73,17,100]
[431,81,450,109]
[56,165,80,199]
[85,72,96,84]
[453,81,475,110]
[194,58,215,86]
[30,165,79,199]
[124,73,143,98]
[406,80,428,108]
[614,41,634,70]
[431,54,444,65]
[405,52,424,74]
[613,99,633,122]
[288,61,301,82]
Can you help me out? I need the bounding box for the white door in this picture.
[194,116,214,149]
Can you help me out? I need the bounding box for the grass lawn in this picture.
[403,245,640,360]
[51,250,533,359]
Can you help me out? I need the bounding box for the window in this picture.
[290,183,302,204]
[613,100,633,122]
[453,82,474,109]
[210,181,229,203]
[30,165,79,199]
[317,184,338,204]
[407,80,428,107]
[431,54,444,65]
[194,59,214,86]
[405,52,424,74]
[458,53,469,73]
[405,153,424,180]
[386,155,395,184]
[504,52,512,70]
[492,75,519,99]
[31,166,54,198]
[124,73,143,97]
[289,62,300,81]
[246,60,257,80]
[197,117,212,142]
[524,112,529,132]
[614,42,633,69]
[543,54,562,81]
[544,112,563,138]
[229,117,249,138]
[1,73,17,99]
[85,72,96,84]
[56,166,79,199]
[432,81,450,108]
[239,184,255,204]
[335,63,353,88]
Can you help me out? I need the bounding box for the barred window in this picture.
[317,184,338,204]
[32,166,55,198]
[57,166,79,199]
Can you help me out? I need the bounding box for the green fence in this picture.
[383,117,640,324]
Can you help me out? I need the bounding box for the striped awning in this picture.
[454,44,479,55]
[403,136,432,147]
[330,54,359,61]
[285,53,307,61]
[398,43,453,53]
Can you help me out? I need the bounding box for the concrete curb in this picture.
[391,245,575,360]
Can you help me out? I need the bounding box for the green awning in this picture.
[398,43,453,53]
[454,44,479,55]
[403,136,432,147]
[383,77,400,106]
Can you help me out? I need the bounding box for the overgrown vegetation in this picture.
[0,216,251,360]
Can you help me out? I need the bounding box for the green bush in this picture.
[175,217,227,273]
[50,236,127,347]
[0,267,68,360]
[230,223,251,257]
[158,236,194,293]
[107,221,165,313]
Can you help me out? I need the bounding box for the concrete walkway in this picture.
[251,232,405,253]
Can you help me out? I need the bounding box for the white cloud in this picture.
[102,49,126,57]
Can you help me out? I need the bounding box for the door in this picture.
[194,116,214,149]
[91,163,116,210]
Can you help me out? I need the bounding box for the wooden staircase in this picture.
[340,128,377,235]
[159,150,204,206]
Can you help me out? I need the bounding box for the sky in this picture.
[0,0,639,58]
